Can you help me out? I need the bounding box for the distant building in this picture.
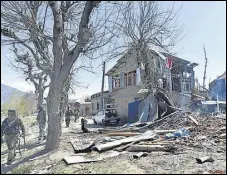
[79,102,91,117]
[68,99,81,109]
[90,91,110,115]
[209,71,226,101]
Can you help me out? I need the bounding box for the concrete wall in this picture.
[111,85,141,118]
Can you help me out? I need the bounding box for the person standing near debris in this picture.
[37,105,47,143]
[1,109,25,165]
[65,106,71,127]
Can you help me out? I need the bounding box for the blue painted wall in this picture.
[128,100,142,123]
[209,78,226,101]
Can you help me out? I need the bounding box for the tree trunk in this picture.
[45,1,100,152]
[45,79,63,151]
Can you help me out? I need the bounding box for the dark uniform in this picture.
[74,108,78,122]
[37,106,47,143]
[65,107,71,127]
[1,109,25,165]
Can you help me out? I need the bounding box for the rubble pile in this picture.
[63,110,226,167]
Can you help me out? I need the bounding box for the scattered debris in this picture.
[187,115,199,125]
[164,128,190,140]
[70,138,95,152]
[132,152,148,159]
[62,94,225,173]
[107,132,140,137]
[113,141,137,152]
[102,137,117,143]
[219,133,226,139]
[128,144,178,152]
[196,156,215,164]
[94,131,156,152]
[63,151,122,165]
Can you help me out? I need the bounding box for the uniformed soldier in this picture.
[1,109,25,165]
[37,105,47,143]
[65,106,71,127]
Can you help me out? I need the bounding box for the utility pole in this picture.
[203,45,208,89]
[100,61,105,110]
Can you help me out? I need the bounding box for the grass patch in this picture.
[21,115,37,127]
[10,165,33,174]
[30,120,38,127]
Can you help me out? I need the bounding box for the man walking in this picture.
[65,106,71,127]
[37,105,47,143]
[1,109,25,165]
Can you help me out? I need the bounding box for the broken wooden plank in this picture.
[63,151,121,164]
[128,144,177,152]
[63,155,102,164]
[188,115,199,125]
[95,131,156,152]
[107,132,140,137]
[99,128,140,134]
[113,141,137,152]
[154,129,179,135]
[138,142,172,145]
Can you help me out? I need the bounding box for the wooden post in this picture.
[100,61,105,110]
[203,45,208,89]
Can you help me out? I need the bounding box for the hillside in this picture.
[1,83,25,104]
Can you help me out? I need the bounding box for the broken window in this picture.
[182,79,191,92]
[112,75,120,89]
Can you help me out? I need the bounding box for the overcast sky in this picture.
[1,1,226,100]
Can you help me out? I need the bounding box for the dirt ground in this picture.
[1,115,226,174]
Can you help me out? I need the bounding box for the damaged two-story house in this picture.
[104,47,198,120]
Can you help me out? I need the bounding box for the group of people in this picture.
[64,106,79,127]
[1,104,80,165]
[1,105,80,165]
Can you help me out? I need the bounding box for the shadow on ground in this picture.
[1,142,46,156]
[1,149,47,174]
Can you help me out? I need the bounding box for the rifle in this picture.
[17,134,25,156]
[18,136,22,156]
[23,134,25,152]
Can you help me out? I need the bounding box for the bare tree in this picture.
[108,1,184,91]
[10,44,49,110]
[1,1,122,151]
